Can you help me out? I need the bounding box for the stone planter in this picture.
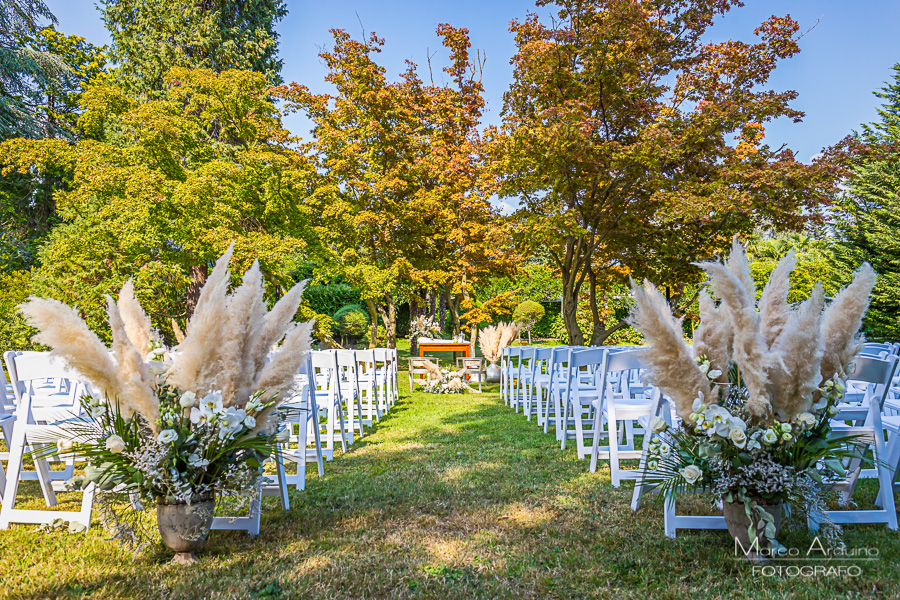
[485,361,501,383]
[723,498,783,560]
[157,495,215,564]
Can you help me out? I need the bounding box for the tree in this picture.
[834,64,900,341]
[0,67,316,338]
[493,0,847,346]
[100,0,287,93]
[512,299,545,343]
[283,26,506,348]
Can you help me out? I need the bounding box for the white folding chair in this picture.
[456,357,486,393]
[373,348,393,414]
[280,358,325,491]
[310,351,350,460]
[557,348,606,459]
[515,347,536,417]
[825,354,898,530]
[354,349,382,424]
[588,349,658,486]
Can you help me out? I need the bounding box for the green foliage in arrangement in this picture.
[100,0,287,93]
[833,64,900,342]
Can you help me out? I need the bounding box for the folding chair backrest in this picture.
[564,347,606,395]
[848,354,898,408]
[355,349,376,376]
[5,351,87,407]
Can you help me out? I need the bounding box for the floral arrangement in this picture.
[23,244,312,552]
[413,359,471,394]
[410,316,443,342]
[630,237,876,546]
[478,321,519,363]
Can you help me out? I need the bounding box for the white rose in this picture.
[680,464,702,485]
[156,429,178,444]
[57,438,74,453]
[762,429,778,444]
[179,391,197,408]
[105,434,126,453]
[728,427,747,449]
[650,416,668,433]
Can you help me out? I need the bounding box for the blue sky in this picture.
[46,0,900,165]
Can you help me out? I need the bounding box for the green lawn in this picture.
[2,379,900,599]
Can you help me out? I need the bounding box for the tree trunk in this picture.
[185,263,208,319]
[409,295,419,355]
[561,283,584,346]
[376,293,398,349]
[445,287,460,337]
[438,287,446,331]
[365,299,379,348]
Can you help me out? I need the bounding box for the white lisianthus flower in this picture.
[780,422,792,433]
[179,391,197,408]
[747,439,762,451]
[729,427,747,449]
[186,453,209,468]
[762,429,779,444]
[275,428,290,443]
[680,464,702,485]
[156,429,178,444]
[105,434,126,453]
[647,459,659,470]
[707,369,722,380]
[244,415,257,429]
[782,433,792,442]
[650,416,668,433]
[57,438,74,453]
[90,405,105,419]
[659,444,671,456]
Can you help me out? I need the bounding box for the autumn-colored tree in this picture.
[493,0,847,345]
[282,26,510,348]
[0,68,316,339]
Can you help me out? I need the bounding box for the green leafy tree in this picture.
[0,68,316,339]
[493,0,847,346]
[834,64,900,341]
[100,0,287,93]
[512,300,545,343]
[749,233,842,303]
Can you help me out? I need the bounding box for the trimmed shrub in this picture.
[513,300,546,342]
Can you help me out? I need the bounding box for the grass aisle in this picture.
[2,382,900,599]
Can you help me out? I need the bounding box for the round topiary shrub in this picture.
[333,304,369,345]
[512,300,546,343]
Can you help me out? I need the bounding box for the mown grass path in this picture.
[2,383,899,599]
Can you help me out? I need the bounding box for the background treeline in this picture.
[1,0,898,352]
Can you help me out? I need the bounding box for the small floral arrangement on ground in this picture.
[23,243,312,551]
[630,237,876,547]
[423,366,469,394]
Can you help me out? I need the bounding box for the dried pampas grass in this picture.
[20,297,123,404]
[20,244,314,433]
[628,279,710,421]
[630,235,878,427]
[819,263,876,381]
[498,321,519,350]
[758,250,797,350]
[478,325,502,362]
[769,285,825,421]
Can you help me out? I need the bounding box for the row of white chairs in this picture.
[501,343,900,537]
[0,347,400,535]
